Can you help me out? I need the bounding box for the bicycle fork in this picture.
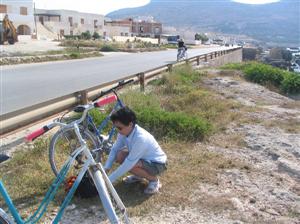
[89,165,120,224]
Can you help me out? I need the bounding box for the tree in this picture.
[81,31,92,40]
[270,48,292,62]
[92,31,101,40]
[243,48,258,61]
[195,33,208,42]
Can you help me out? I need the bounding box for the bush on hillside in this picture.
[100,44,118,52]
[281,74,300,94]
[243,63,284,87]
[135,107,211,141]
[222,62,300,94]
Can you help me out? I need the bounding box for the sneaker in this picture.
[144,179,162,195]
[122,175,144,184]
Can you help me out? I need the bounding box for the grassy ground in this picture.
[0,65,248,221]
[0,48,103,65]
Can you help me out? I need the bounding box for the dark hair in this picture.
[110,106,137,126]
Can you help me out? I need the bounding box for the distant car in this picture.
[225,43,230,47]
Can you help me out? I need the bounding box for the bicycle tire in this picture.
[0,209,13,224]
[49,126,100,176]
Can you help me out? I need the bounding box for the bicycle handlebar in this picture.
[26,126,50,141]
[94,95,117,108]
[99,79,134,98]
[26,80,133,142]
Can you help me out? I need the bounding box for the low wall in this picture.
[206,48,243,66]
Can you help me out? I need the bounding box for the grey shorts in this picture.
[141,160,167,176]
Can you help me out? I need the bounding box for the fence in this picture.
[0,47,242,135]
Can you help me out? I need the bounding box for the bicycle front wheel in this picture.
[49,126,99,176]
[0,209,13,224]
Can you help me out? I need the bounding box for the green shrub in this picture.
[92,32,101,40]
[244,63,284,87]
[136,107,211,141]
[222,62,300,94]
[69,52,80,59]
[81,31,92,40]
[100,44,118,52]
[281,73,300,94]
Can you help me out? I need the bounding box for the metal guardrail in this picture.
[0,47,242,135]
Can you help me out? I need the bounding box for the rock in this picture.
[231,197,245,211]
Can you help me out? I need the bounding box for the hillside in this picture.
[107,0,300,46]
[1,64,299,223]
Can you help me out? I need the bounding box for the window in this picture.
[81,18,84,24]
[155,27,160,34]
[0,4,7,13]
[94,20,98,28]
[139,26,144,33]
[20,7,27,15]
[68,17,73,27]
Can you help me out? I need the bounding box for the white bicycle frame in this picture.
[23,100,130,224]
[53,106,130,224]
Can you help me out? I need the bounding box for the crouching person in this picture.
[104,106,167,194]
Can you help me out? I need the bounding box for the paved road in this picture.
[1,46,236,115]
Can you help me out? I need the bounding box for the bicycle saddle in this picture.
[0,154,10,163]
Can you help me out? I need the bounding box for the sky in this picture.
[232,0,280,4]
[33,0,151,15]
[33,0,281,15]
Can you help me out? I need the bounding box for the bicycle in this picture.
[0,93,131,223]
[49,79,133,177]
[177,47,188,61]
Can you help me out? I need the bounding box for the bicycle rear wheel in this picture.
[0,209,13,224]
[49,126,100,176]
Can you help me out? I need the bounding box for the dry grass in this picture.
[0,139,61,220]
[0,65,252,220]
[113,141,239,216]
[263,118,300,133]
[280,101,300,110]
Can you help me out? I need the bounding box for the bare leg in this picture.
[116,150,157,182]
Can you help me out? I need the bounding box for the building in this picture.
[35,9,105,39]
[104,17,131,37]
[0,0,34,36]
[104,18,162,38]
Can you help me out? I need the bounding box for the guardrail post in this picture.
[197,56,200,65]
[139,72,145,92]
[210,53,213,59]
[78,90,88,104]
[215,52,218,58]
[168,64,173,72]
[204,54,208,62]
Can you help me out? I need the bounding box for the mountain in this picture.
[107,0,300,46]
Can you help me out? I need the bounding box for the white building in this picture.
[0,0,34,35]
[35,9,104,39]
